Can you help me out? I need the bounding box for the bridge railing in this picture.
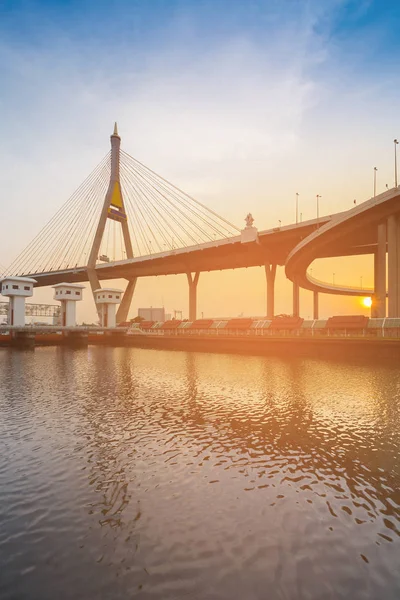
[133,317,400,339]
[306,273,374,295]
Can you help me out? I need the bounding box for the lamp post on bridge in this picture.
[316,195,321,221]
[395,139,399,188]
[373,167,378,197]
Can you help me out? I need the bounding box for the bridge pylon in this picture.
[86,124,135,323]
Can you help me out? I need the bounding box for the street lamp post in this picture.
[395,139,399,188]
[296,192,299,224]
[316,195,321,221]
[374,167,378,197]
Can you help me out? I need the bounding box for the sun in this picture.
[362,297,372,308]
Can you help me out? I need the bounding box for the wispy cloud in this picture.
[0,1,331,243]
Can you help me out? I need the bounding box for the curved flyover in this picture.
[285,187,400,296]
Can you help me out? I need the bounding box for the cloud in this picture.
[0,2,326,248]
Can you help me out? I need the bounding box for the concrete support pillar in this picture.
[60,301,76,327]
[187,272,200,321]
[293,282,300,317]
[397,216,400,315]
[99,304,117,328]
[373,222,387,318]
[9,296,26,327]
[116,278,137,324]
[313,291,319,320]
[387,214,398,317]
[265,263,276,319]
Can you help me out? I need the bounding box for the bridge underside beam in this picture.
[30,241,383,291]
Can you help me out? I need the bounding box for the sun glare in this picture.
[362,297,372,308]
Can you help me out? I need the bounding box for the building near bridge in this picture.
[138,307,166,322]
[0,276,37,326]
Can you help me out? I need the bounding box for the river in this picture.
[0,347,399,599]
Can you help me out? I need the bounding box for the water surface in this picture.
[0,347,399,599]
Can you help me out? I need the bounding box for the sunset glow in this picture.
[362,297,372,308]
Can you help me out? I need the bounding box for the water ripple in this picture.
[0,347,399,599]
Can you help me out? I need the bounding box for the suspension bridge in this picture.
[2,124,400,322]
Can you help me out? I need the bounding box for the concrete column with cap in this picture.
[0,276,37,326]
[52,283,85,326]
[293,281,300,318]
[387,214,398,317]
[94,288,123,328]
[187,272,200,321]
[313,290,319,320]
[264,263,276,319]
[373,221,387,318]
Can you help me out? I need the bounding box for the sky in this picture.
[0,0,399,321]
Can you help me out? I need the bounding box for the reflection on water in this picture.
[0,347,399,600]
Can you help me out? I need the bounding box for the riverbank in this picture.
[1,331,400,359]
[89,333,400,360]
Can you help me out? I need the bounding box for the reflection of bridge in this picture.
[3,125,400,321]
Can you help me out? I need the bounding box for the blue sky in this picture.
[2,1,399,63]
[1,0,400,319]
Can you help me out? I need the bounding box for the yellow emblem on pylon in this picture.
[110,181,123,209]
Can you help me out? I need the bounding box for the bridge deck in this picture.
[18,211,379,289]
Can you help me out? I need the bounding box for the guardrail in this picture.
[128,318,400,339]
[0,325,128,334]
